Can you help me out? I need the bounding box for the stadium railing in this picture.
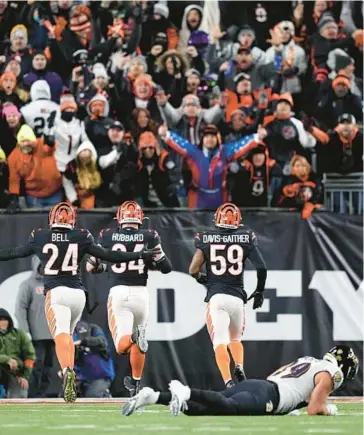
[322,172,363,215]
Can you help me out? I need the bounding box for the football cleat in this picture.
[234,364,247,382]
[168,380,190,416]
[122,387,157,416]
[63,368,77,403]
[225,380,235,389]
[131,325,148,354]
[124,376,141,397]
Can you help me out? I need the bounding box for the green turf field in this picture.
[0,403,362,435]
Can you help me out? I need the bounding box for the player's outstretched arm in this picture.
[87,243,161,264]
[307,372,336,416]
[0,244,34,261]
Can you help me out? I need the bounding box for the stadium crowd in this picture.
[0,0,362,218]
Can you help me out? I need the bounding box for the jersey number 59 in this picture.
[210,244,244,276]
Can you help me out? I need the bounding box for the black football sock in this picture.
[157,392,172,405]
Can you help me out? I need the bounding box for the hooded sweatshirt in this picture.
[20,81,60,138]
[23,58,63,103]
[0,308,36,380]
[15,256,52,341]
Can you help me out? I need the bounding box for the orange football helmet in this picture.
[49,202,76,230]
[214,203,241,229]
[116,201,144,226]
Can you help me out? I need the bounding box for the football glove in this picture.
[140,246,162,262]
[326,404,338,416]
[194,273,208,285]
[87,256,106,274]
[6,195,21,214]
[248,289,264,310]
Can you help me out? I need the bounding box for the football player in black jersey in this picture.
[0,202,160,403]
[189,202,267,388]
[86,201,172,396]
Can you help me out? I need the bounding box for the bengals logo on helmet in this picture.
[49,202,76,230]
[214,202,241,229]
[116,201,144,226]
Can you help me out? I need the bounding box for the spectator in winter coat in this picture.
[15,256,54,398]
[21,80,60,138]
[223,109,260,143]
[158,123,262,209]
[4,25,33,76]
[218,46,277,92]
[315,74,363,129]
[63,140,102,209]
[84,94,113,152]
[224,72,261,124]
[156,93,225,145]
[137,131,180,208]
[154,50,191,107]
[130,108,158,144]
[311,13,360,79]
[206,24,266,73]
[261,93,316,173]
[178,4,208,52]
[7,125,62,212]
[228,144,281,207]
[73,321,115,398]
[23,51,63,103]
[0,308,36,398]
[327,49,362,99]
[116,74,161,131]
[0,146,9,208]
[272,155,322,219]
[0,103,23,156]
[182,69,209,109]
[113,55,148,98]
[51,93,89,174]
[95,121,138,207]
[0,72,24,109]
[140,2,178,54]
[265,21,307,96]
[317,113,363,174]
[48,5,118,82]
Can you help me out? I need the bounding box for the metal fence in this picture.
[323,172,363,215]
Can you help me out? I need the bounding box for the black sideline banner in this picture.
[0,211,362,396]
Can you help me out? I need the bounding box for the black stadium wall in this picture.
[0,210,362,396]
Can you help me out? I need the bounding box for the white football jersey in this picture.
[267,356,344,414]
[21,100,60,137]
[54,118,89,172]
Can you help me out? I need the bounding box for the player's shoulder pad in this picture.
[194,231,206,248]
[239,225,257,245]
[29,228,43,239]
[78,228,94,240]
[146,228,160,240]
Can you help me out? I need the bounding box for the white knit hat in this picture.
[154,2,169,19]
[92,63,108,80]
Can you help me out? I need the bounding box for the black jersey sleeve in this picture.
[87,243,144,263]
[0,244,34,261]
[248,245,267,293]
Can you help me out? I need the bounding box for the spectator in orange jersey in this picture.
[7,125,62,213]
[272,155,322,219]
